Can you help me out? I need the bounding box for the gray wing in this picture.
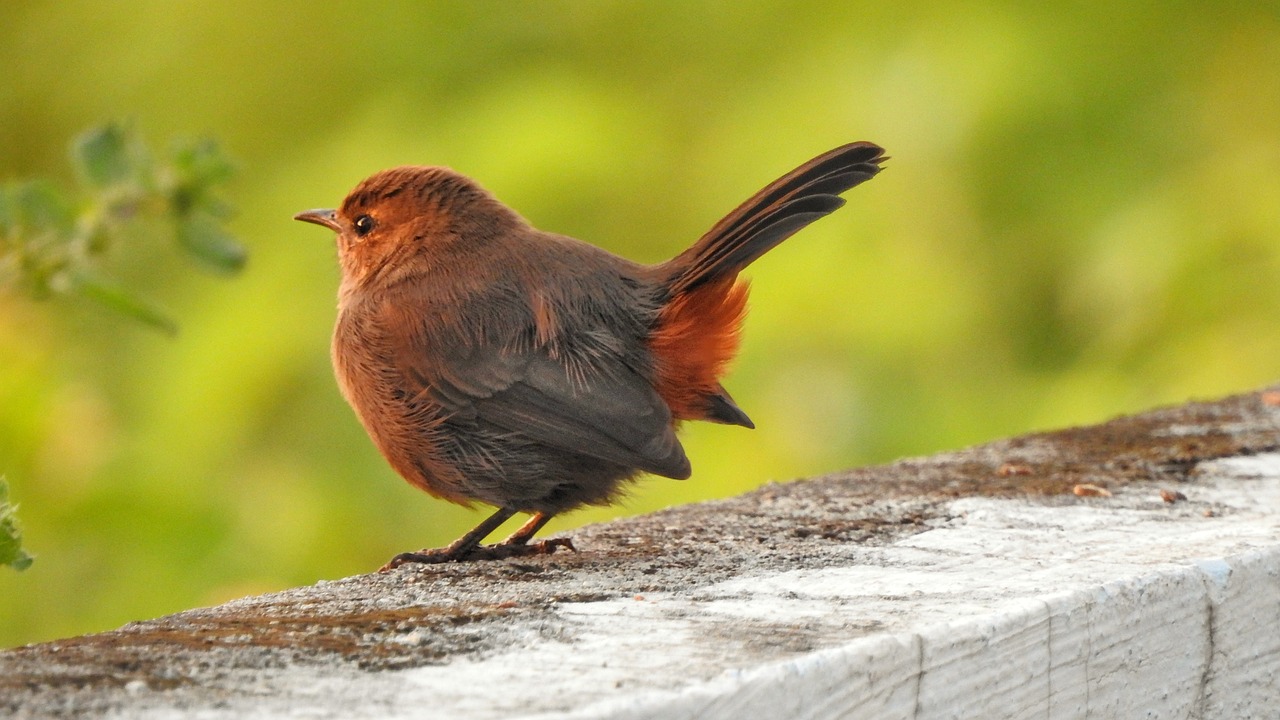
[407,335,692,481]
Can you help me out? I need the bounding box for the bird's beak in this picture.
[293,208,341,232]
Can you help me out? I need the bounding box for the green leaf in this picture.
[5,181,76,236]
[171,137,236,188]
[0,478,34,571]
[73,274,179,335]
[0,182,77,297]
[177,214,247,275]
[168,138,237,220]
[73,123,146,189]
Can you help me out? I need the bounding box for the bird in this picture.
[295,141,886,569]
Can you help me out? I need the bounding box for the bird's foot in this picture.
[379,537,576,572]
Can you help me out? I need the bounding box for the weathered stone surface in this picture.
[3,387,1278,719]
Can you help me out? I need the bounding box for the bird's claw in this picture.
[379,536,576,572]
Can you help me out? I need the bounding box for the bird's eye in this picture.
[353,214,376,237]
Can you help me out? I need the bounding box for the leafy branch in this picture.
[0,478,32,571]
[0,122,246,333]
[0,123,247,570]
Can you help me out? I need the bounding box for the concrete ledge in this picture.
[4,388,1279,719]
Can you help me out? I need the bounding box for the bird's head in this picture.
[295,166,522,290]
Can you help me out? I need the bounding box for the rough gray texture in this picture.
[3,386,1279,719]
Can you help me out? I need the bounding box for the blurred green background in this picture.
[2,1,1278,648]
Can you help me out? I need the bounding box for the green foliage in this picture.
[0,478,32,572]
[0,122,245,334]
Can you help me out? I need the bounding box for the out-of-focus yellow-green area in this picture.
[1,1,1277,648]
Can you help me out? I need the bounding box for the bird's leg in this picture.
[497,512,575,555]
[380,508,574,572]
[380,507,516,571]
[499,512,552,545]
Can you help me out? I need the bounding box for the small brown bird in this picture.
[296,142,885,569]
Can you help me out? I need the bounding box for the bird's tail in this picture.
[657,142,886,297]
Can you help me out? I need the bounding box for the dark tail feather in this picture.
[659,142,886,297]
[705,385,754,428]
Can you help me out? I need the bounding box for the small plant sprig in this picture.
[0,122,246,333]
[0,478,32,571]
